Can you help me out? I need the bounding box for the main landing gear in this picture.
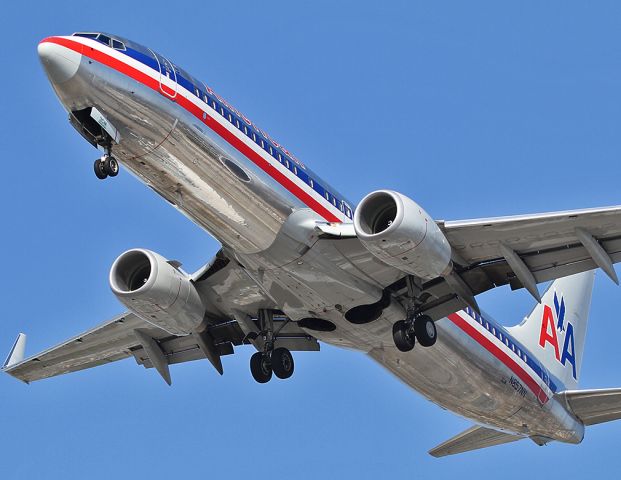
[250,348,295,383]
[94,153,119,180]
[392,314,437,352]
[249,310,295,384]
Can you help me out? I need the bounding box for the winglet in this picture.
[3,333,27,369]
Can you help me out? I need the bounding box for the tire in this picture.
[272,347,294,379]
[94,159,108,179]
[104,156,119,177]
[250,352,272,383]
[414,315,437,347]
[392,320,415,352]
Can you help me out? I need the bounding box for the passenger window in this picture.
[212,100,217,109]
[309,179,314,188]
[236,119,240,129]
[325,192,330,200]
[293,166,298,175]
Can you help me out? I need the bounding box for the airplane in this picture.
[5,31,621,457]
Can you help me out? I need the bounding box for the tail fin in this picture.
[506,271,595,390]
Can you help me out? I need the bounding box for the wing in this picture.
[320,205,621,321]
[440,205,621,298]
[4,312,160,383]
[428,425,523,457]
[4,250,319,384]
[557,388,621,426]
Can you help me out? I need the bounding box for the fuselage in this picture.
[38,32,584,444]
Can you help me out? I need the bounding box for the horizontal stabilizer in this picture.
[557,388,621,426]
[429,425,523,458]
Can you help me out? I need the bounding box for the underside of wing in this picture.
[440,205,621,297]
[429,425,523,457]
[319,205,621,323]
[4,312,151,383]
[4,249,319,384]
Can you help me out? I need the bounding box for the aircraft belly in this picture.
[367,320,529,425]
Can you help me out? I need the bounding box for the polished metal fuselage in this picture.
[46,38,584,444]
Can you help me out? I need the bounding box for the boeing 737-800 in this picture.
[5,32,621,457]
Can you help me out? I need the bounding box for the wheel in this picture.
[272,347,294,379]
[94,158,108,179]
[250,352,272,383]
[414,315,437,347]
[104,156,119,177]
[392,320,415,352]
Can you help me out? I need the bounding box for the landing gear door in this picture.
[149,49,177,99]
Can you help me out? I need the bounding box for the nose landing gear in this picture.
[94,153,119,180]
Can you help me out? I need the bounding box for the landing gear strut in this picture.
[249,310,295,383]
[392,276,438,352]
[94,150,119,180]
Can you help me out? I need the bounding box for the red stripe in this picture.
[42,37,342,223]
[447,312,549,403]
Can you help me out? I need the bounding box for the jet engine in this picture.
[109,249,205,335]
[353,190,452,280]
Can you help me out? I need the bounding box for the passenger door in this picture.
[149,48,178,99]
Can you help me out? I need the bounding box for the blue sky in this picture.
[2,1,621,478]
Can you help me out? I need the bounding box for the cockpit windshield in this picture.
[72,32,126,51]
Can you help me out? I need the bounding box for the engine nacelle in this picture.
[353,190,452,280]
[109,249,205,335]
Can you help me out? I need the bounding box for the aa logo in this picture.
[538,292,577,379]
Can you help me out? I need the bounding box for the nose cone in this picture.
[38,39,81,84]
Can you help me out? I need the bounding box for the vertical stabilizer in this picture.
[506,271,595,390]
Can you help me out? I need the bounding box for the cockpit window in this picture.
[73,32,99,39]
[97,34,112,46]
[72,32,125,50]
